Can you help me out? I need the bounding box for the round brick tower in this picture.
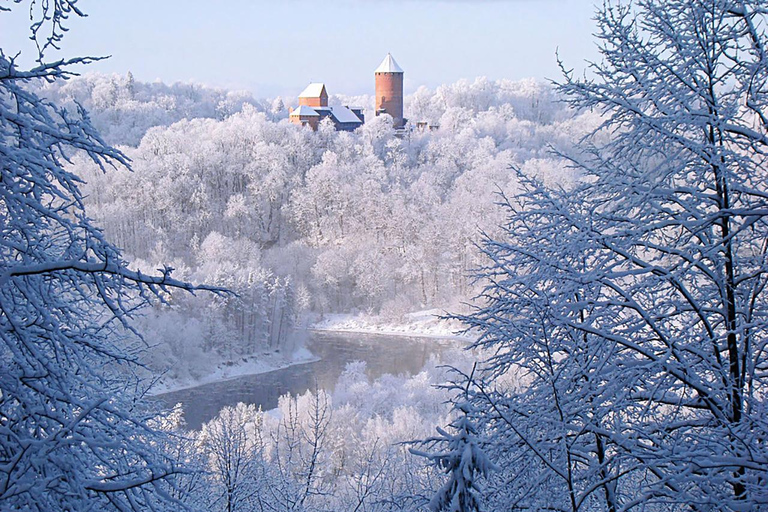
[375,53,404,129]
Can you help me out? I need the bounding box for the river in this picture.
[153,330,456,430]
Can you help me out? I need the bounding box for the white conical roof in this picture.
[375,53,403,73]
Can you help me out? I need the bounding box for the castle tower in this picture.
[375,53,404,129]
[298,83,328,107]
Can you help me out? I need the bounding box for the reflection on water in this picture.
[153,331,454,430]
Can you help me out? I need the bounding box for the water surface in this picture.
[154,331,453,429]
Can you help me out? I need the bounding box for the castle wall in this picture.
[299,95,327,108]
[290,115,319,130]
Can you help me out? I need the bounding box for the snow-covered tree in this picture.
[0,2,220,509]
[199,403,264,512]
[460,0,768,509]
[412,367,495,512]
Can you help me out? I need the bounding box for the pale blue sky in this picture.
[3,0,600,98]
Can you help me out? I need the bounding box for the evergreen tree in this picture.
[413,366,495,512]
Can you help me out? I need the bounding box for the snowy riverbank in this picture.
[310,309,474,341]
[149,347,318,396]
[151,311,471,396]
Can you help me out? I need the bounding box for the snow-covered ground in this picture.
[149,347,318,395]
[310,309,474,340]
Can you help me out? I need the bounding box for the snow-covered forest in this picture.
[30,71,589,383]
[2,0,768,511]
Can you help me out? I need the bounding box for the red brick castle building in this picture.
[290,53,405,131]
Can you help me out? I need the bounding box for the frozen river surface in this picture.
[154,331,454,430]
